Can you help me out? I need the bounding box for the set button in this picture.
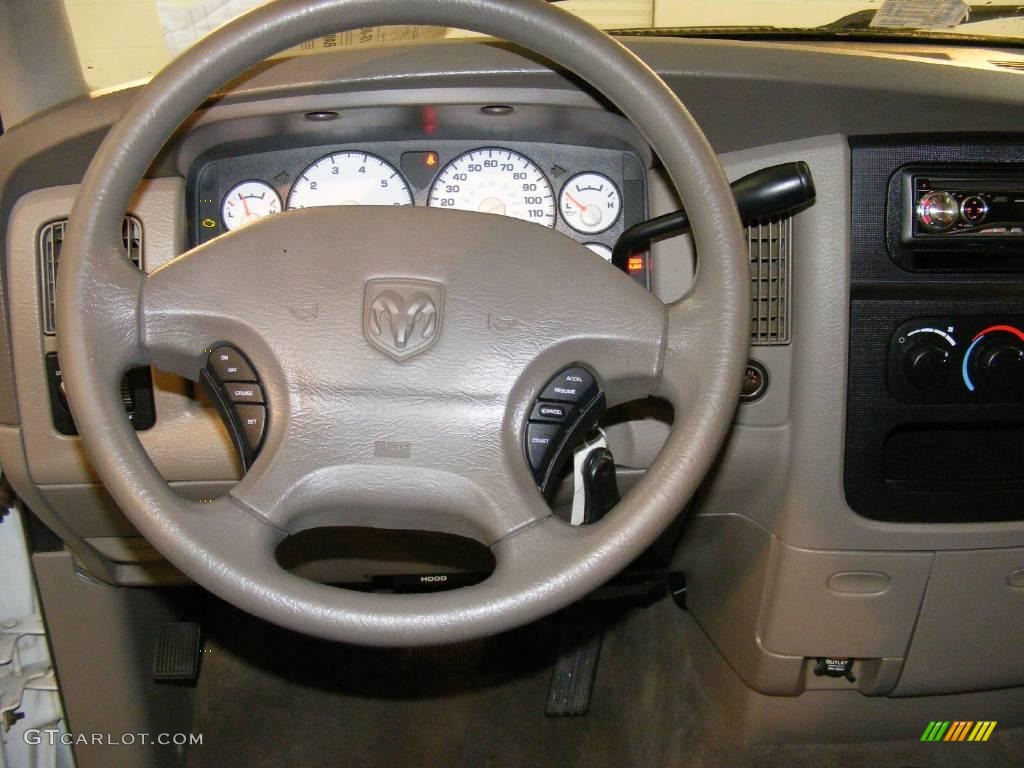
[234,405,267,450]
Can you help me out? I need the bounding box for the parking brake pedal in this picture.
[153,622,201,683]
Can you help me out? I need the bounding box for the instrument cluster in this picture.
[192,140,646,267]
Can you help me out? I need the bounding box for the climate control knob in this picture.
[976,339,1024,393]
[903,341,952,392]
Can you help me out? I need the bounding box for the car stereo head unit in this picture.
[892,166,1024,270]
[903,170,1024,240]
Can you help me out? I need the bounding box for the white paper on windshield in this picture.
[870,0,969,29]
[156,0,446,55]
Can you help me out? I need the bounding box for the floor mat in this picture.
[185,597,1024,768]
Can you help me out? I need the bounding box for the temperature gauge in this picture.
[221,180,282,231]
[560,173,621,235]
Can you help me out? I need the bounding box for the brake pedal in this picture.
[152,622,201,683]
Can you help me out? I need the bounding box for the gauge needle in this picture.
[566,190,602,227]
[564,191,586,210]
[239,193,251,217]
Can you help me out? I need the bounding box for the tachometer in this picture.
[427,148,555,227]
[287,152,413,209]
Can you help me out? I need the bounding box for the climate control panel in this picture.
[889,317,1024,404]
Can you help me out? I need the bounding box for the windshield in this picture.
[65,0,1024,92]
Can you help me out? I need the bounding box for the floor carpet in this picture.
[185,596,1024,768]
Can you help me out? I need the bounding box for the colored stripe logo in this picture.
[921,721,997,742]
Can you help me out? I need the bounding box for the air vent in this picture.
[749,216,792,345]
[991,60,1024,72]
[39,216,143,335]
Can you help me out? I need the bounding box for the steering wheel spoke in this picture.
[138,245,261,381]
[226,388,552,541]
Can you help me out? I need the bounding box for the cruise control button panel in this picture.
[202,345,267,469]
[526,365,605,496]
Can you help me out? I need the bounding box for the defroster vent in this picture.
[749,216,792,345]
[39,216,143,335]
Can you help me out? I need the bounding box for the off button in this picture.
[539,366,597,404]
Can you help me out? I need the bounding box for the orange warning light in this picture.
[627,255,645,273]
[425,152,438,167]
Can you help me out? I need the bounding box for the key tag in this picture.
[571,429,609,526]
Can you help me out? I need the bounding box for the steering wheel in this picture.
[58,0,748,646]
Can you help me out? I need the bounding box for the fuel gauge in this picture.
[221,180,282,231]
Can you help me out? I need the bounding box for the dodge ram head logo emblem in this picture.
[363,279,444,361]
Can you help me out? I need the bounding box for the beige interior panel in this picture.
[896,547,1024,696]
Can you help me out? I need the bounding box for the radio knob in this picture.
[917,191,959,232]
[960,195,988,225]
[903,341,952,391]
[976,339,1024,393]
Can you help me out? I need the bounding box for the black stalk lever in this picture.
[612,161,816,271]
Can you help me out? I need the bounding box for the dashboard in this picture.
[4,36,1024,737]
[190,137,649,283]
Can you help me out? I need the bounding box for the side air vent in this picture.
[39,216,143,335]
[749,216,792,345]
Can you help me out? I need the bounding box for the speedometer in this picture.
[427,148,555,227]
[287,151,413,209]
